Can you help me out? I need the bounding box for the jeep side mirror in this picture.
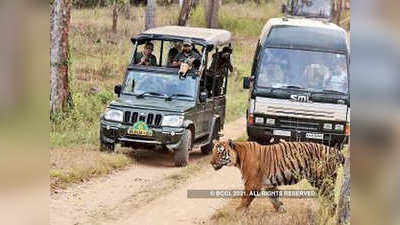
[199,91,207,103]
[243,77,251,89]
[114,84,122,97]
[281,4,287,14]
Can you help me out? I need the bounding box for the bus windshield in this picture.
[256,48,348,93]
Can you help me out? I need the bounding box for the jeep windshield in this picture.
[122,70,196,101]
[256,48,348,94]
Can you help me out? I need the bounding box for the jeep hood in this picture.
[109,96,195,113]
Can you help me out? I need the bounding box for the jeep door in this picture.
[213,74,227,129]
[194,91,212,137]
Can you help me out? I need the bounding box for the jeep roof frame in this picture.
[131,26,232,49]
[129,26,232,77]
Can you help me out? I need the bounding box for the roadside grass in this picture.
[50,147,133,190]
[190,2,281,37]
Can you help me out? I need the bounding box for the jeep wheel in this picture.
[174,129,191,167]
[201,121,219,154]
[100,141,115,152]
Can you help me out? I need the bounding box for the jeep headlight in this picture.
[104,109,123,122]
[161,115,184,127]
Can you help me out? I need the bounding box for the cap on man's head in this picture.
[183,39,193,46]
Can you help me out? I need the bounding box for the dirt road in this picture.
[50,117,247,225]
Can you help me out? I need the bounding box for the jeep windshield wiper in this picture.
[136,91,166,98]
[281,85,304,89]
[165,93,193,101]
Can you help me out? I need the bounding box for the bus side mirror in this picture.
[243,77,251,89]
[114,84,122,97]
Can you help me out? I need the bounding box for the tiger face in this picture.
[210,139,236,170]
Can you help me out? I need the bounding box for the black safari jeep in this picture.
[100,26,232,166]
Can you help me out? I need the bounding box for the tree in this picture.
[50,0,72,115]
[177,0,192,26]
[112,2,119,33]
[337,155,350,225]
[110,0,129,33]
[204,0,220,28]
[145,0,157,30]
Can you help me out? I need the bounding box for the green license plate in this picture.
[127,121,153,136]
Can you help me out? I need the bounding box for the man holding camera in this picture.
[134,42,157,66]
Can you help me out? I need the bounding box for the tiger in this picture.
[210,139,345,215]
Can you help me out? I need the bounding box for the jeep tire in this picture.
[201,121,219,154]
[100,129,115,152]
[100,141,115,152]
[174,129,191,167]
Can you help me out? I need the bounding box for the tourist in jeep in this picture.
[167,41,182,67]
[171,39,201,69]
[133,42,157,66]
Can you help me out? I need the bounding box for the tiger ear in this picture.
[228,139,234,148]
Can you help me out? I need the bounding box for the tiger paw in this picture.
[277,205,287,213]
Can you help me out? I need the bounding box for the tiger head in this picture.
[210,139,237,170]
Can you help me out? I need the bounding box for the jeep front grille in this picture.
[123,111,162,127]
[278,118,319,131]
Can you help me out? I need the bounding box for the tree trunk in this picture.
[145,0,156,30]
[191,0,199,9]
[112,3,118,33]
[336,0,342,25]
[177,0,192,26]
[50,0,72,115]
[204,0,220,28]
[122,3,132,20]
[337,155,350,225]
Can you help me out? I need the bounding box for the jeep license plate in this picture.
[306,133,324,140]
[127,121,153,136]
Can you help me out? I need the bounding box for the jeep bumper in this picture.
[247,125,348,147]
[100,120,185,150]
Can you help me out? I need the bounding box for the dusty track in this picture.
[50,117,246,225]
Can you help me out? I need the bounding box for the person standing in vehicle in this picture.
[171,39,201,69]
[133,42,157,66]
[167,41,182,67]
